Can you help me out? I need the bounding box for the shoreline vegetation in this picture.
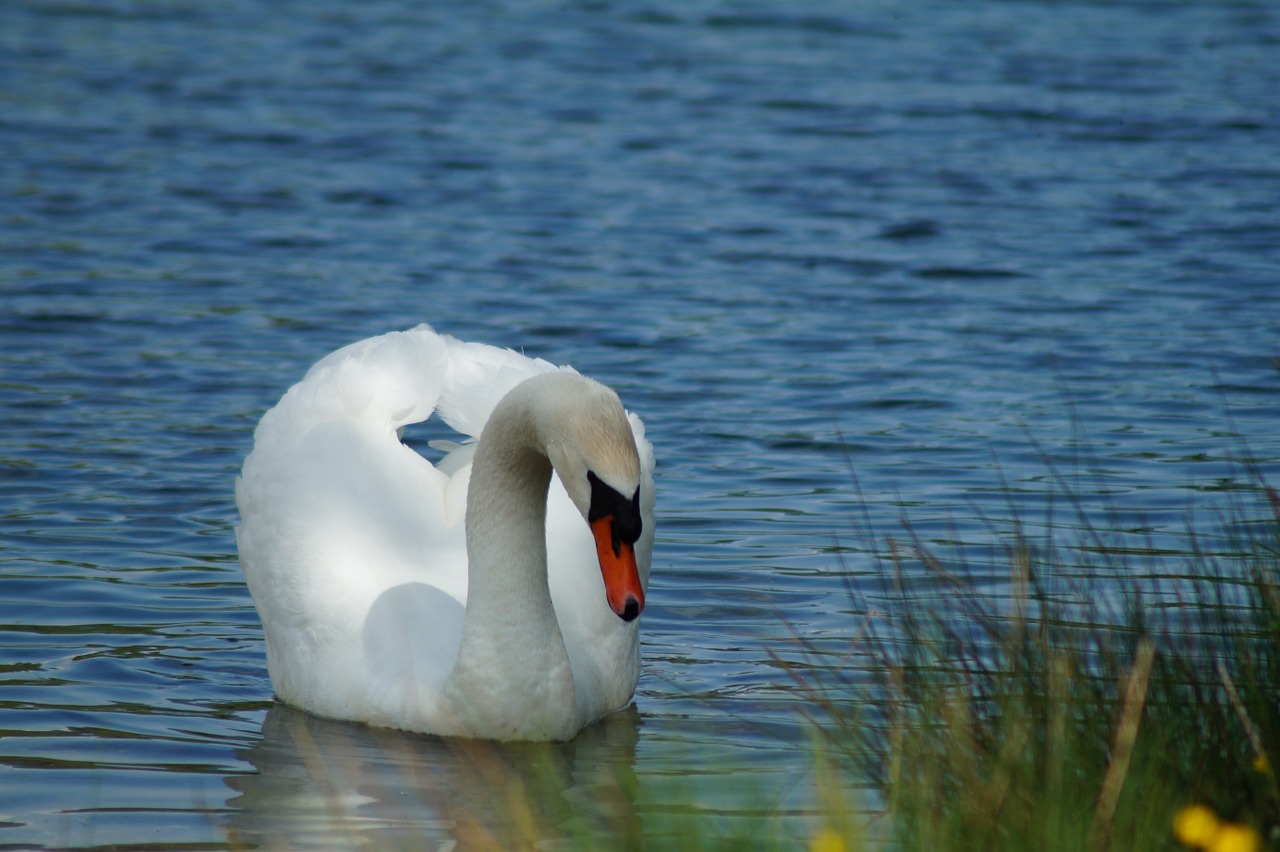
[783,440,1280,851]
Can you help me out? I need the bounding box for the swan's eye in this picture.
[587,471,643,548]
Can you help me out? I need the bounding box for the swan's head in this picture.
[533,373,646,623]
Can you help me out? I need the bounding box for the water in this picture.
[2,0,1278,846]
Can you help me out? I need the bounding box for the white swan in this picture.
[235,325,655,741]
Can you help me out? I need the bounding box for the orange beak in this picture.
[591,516,644,622]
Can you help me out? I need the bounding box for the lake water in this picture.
[2,0,1278,847]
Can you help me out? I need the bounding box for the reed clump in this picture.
[786,475,1280,851]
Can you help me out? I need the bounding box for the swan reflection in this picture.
[226,703,642,848]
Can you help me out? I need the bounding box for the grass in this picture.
[782,445,1280,851]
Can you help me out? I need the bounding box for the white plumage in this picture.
[236,325,655,741]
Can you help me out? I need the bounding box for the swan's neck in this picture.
[443,390,579,740]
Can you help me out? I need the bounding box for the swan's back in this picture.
[235,325,653,735]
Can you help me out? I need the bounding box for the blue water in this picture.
[2,0,1278,846]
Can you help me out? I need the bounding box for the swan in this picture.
[235,325,655,741]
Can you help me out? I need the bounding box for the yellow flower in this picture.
[1252,754,1269,774]
[1209,823,1262,852]
[809,827,847,852]
[1172,805,1263,852]
[1173,804,1220,848]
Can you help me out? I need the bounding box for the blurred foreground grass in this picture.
[783,451,1280,851]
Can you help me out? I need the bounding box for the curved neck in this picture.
[444,387,578,739]
[463,397,555,624]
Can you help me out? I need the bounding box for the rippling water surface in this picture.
[2,0,1278,847]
